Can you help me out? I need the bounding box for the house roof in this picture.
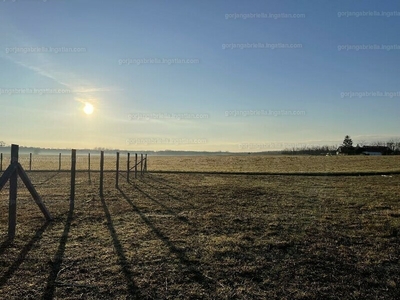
[360,146,391,152]
[336,145,392,154]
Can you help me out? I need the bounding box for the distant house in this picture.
[357,146,392,155]
[336,146,356,155]
[336,145,392,156]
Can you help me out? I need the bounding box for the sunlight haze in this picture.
[0,0,399,151]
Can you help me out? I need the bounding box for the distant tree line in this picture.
[282,136,400,155]
[281,145,338,155]
[369,140,400,153]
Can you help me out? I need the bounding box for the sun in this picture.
[83,102,94,115]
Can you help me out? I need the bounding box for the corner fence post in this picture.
[70,149,76,210]
[2,144,52,240]
[100,151,104,196]
[8,144,19,240]
[116,152,120,188]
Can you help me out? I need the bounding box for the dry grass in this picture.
[0,162,399,299]
[148,155,400,173]
[2,154,400,174]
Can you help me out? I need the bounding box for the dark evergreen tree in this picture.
[342,135,353,147]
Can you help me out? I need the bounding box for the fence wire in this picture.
[0,153,145,172]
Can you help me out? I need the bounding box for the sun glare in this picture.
[83,103,94,115]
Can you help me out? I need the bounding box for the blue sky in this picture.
[0,0,399,152]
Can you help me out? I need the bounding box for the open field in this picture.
[0,161,399,299]
[149,155,400,173]
[2,154,400,173]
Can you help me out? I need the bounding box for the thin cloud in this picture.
[0,20,120,103]
[73,87,122,93]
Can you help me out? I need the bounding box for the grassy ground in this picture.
[148,155,400,173]
[0,169,399,299]
[2,154,400,173]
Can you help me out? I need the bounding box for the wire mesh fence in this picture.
[0,146,148,239]
[0,152,146,173]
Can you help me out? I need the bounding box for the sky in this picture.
[0,0,399,152]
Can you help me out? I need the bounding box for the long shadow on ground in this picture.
[146,174,194,196]
[138,176,195,209]
[117,187,215,293]
[128,182,190,224]
[0,239,12,257]
[42,203,74,299]
[0,221,51,288]
[30,172,61,186]
[100,195,142,299]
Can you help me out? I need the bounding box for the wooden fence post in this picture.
[135,153,138,179]
[140,154,144,175]
[58,153,61,171]
[88,153,91,184]
[126,152,130,183]
[100,151,104,196]
[29,153,32,171]
[18,165,52,221]
[144,154,147,172]
[8,144,18,240]
[2,144,52,240]
[1,153,3,172]
[116,152,120,188]
[70,149,76,210]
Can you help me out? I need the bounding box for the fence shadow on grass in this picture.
[32,172,61,186]
[99,195,141,299]
[139,176,195,209]
[0,220,51,288]
[43,204,74,300]
[128,181,190,224]
[0,239,12,256]
[147,173,194,196]
[117,187,215,293]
